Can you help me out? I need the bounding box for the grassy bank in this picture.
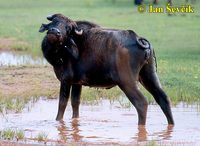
[0,0,199,53]
[0,65,122,113]
[0,0,200,108]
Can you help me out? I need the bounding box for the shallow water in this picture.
[0,52,47,66]
[0,98,200,145]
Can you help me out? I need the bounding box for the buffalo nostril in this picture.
[56,31,61,36]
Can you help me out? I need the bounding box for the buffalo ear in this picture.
[39,24,48,32]
[65,38,79,59]
[70,45,79,59]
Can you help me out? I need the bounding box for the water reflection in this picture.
[56,119,174,145]
[137,125,148,141]
[0,51,47,66]
[71,119,83,142]
[0,98,200,145]
[57,120,68,143]
[56,119,83,143]
[135,125,174,142]
[153,125,174,140]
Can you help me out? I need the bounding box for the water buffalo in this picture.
[39,14,174,125]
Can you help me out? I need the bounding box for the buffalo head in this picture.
[39,14,83,59]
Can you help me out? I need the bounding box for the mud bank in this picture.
[0,65,59,99]
[0,50,57,98]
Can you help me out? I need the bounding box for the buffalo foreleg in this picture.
[71,84,82,118]
[56,82,71,121]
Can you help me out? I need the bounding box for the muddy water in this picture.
[0,98,200,145]
[0,52,47,66]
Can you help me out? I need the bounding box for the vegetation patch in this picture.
[36,132,48,143]
[0,38,29,52]
[0,129,24,141]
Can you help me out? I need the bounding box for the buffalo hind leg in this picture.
[56,82,71,121]
[139,68,174,125]
[71,84,82,118]
[119,83,148,125]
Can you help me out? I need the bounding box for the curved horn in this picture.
[47,14,53,21]
[75,29,83,35]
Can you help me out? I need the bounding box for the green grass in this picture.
[36,131,48,142]
[0,129,25,140]
[0,0,200,104]
[15,130,25,140]
[0,129,15,140]
[81,86,122,104]
[1,96,39,113]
